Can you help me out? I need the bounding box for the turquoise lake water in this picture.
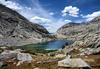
[19,39,73,50]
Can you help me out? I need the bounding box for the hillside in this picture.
[0,4,54,46]
[57,16,100,48]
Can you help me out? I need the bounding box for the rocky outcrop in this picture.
[58,57,90,68]
[0,4,54,46]
[17,53,32,61]
[0,49,33,62]
[0,50,19,61]
[57,16,100,48]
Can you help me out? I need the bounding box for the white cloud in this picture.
[82,11,100,21]
[49,12,54,16]
[30,17,72,33]
[0,0,54,19]
[0,0,6,4]
[30,16,51,24]
[47,19,72,33]
[64,20,72,23]
[0,0,22,10]
[62,6,79,17]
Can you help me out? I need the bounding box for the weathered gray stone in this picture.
[0,50,17,60]
[0,62,3,68]
[17,53,32,61]
[79,47,100,55]
[58,58,90,68]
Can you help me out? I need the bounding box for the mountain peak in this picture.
[0,4,52,46]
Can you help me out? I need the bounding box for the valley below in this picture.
[0,4,100,69]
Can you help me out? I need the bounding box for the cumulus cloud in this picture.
[0,0,34,19]
[49,12,54,16]
[30,16,51,25]
[62,6,79,17]
[64,20,72,23]
[0,0,22,10]
[82,11,100,21]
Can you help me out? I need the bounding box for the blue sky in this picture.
[0,0,100,33]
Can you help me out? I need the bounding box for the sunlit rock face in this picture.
[0,4,53,46]
[57,16,100,48]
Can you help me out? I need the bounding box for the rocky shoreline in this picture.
[0,45,100,69]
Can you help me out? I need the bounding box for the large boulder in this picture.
[17,53,32,61]
[58,57,90,68]
[0,50,18,60]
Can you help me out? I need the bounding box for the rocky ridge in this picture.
[57,16,100,47]
[57,16,100,55]
[0,4,55,46]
